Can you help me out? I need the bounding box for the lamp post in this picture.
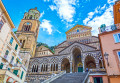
[104,52,109,66]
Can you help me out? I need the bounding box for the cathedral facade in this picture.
[25,24,103,82]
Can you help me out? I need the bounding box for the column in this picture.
[48,64,51,72]
[58,63,61,72]
[70,62,72,73]
[96,61,100,69]
[82,61,85,72]
[38,64,41,72]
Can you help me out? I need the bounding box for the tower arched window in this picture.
[23,22,32,32]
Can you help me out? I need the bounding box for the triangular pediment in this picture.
[65,24,92,35]
[58,42,96,55]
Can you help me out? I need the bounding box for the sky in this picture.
[2,0,117,46]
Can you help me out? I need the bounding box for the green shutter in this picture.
[8,68,10,71]
[94,78,97,83]
[0,63,3,69]
[100,77,103,83]
[13,70,18,75]
[15,44,18,50]
[20,71,24,79]
[5,50,9,55]
[10,37,13,44]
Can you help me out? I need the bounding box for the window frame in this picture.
[15,44,18,51]
[0,20,4,31]
[10,37,14,45]
[113,33,120,43]
[117,51,120,61]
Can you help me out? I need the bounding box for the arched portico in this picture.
[61,58,70,73]
[84,55,96,70]
[72,48,83,72]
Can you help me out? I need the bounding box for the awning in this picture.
[16,58,22,64]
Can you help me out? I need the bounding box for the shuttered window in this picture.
[0,63,3,69]
[15,44,18,51]
[10,37,14,44]
[13,70,18,75]
[20,71,24,79]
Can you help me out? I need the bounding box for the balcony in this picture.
[2,55,9,62]
[89,68,107,75]
[0,69,21,83]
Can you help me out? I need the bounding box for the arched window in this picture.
[23,22,32,32]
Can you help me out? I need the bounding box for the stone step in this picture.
[50,72,88,83]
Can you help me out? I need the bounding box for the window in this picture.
[117,51,120,61]
[23,22,32,31]
[21,40,25,48]
[5,50,9,58]
[10,56,14,63]
[20,71,24,79]
[10,37,14,44]
[8,68,10,71]
[94,77,103,83]
[13,70,18,75]
[15,44,18,51]
[0,20,4,30]
[5,50,9,55]
[0,63,3,69]
[113,33,120,43]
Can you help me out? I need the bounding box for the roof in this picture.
[0,0,15,28]
[65,24,92,34]
[37,45,54,54]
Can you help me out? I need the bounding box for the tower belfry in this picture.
[16,8,40,69]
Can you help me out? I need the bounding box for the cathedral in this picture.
[16,8,104,83]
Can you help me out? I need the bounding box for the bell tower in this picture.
[114,0,120,24]
[16,7,40,69]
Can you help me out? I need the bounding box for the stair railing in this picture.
[41,71,66,83]
[82,71,90,83]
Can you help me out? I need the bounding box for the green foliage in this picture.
[37,42,55,53]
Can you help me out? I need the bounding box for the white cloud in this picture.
[40,11,44,18]
[40,19,53,34]
[107,0,117,4]
[83,3,114,36]
[43,0,50,2]
[49,5,57,11]
[49,0,77,22]
[56,30,61,33]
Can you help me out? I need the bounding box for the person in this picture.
[86,68,88,72]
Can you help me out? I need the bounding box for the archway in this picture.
[72,48,83,72]
[84,55,96,71]
[61,58,70,73]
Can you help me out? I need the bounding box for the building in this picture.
[25,24,105,83]
[98,0,120,83]
[99,27,120,83]
[0,0,26,83]
[35,45,54,57]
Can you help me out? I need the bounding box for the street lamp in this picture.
[104,52,109,66]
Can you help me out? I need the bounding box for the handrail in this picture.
[82,71,90,83]
[42,71,66,83]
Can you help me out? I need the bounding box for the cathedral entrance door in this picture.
[78,67,83,72]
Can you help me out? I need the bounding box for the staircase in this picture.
[50,72,88,83]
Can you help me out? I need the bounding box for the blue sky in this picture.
[2,0,116,46]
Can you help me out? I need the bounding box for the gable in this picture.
[66,25,92,35]
[58,42,96,55]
